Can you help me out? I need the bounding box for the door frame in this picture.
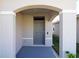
[33,16,45,46]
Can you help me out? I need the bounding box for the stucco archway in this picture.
[14,5,62,13]
[14,4,62,57]
[14,4,76,58]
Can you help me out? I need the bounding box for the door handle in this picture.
[47,32,48,35]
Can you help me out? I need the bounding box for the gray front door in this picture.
[34,16,45,45]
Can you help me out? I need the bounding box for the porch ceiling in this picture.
[21,8,57,13]
[20,8,59,21]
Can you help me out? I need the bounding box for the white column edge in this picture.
[60,10,76,14]
[0,11,16,15]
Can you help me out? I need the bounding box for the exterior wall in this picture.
[59,12,76,57]
[45,16,53,46]
[0,14,16,58]
[53,22,59,36]
[16,13,23,53]
[22,14,33,46]
[0,0,76,58]
[77,17,79,43]
[22,12,53,46]
[0,0,75,11]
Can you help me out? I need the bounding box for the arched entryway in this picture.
[0,2,76,57]
[14,5,61,58]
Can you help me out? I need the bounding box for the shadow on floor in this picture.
[16,46,56,58]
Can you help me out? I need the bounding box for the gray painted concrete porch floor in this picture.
[16,46,56,58]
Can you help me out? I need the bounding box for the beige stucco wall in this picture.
[15,12,54,50]
[16,13,23,53]
[0,0,76,12]
[23,15,33,39]
[22,12,53,46]
[22,14,33,46]
[45,16,53,46]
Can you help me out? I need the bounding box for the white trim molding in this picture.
[60,10,76,14]
[0,11,16,15]
[32,45,47,47]
[46,38,52,39]
[23,38,33,40]
[23,38,33,46]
